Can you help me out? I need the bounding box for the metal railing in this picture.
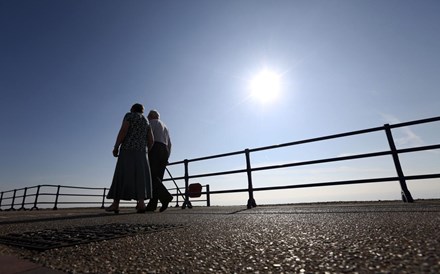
[0,185,106,211]
[1,116,439,210]
[164,116,440,208]
[0,184,210,211]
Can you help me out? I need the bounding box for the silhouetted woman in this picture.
[106,103,154,213]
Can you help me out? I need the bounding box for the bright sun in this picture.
[249,69,281,103]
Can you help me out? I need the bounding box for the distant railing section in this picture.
[0,184,210,211]
[1,116,439,210]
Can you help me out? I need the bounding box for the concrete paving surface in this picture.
[0,200,439,273]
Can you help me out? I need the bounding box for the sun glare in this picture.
[249,69,281,103]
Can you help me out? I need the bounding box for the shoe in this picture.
[159,197,173,213]
[105,204,120,214]
[145,201,157,212]
[136,203,147,213]
[145,207,156,212]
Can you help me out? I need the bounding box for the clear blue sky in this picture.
[1,0,439,205]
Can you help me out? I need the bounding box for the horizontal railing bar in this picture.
[168,127,386,166]
[206,178,397,195]
[252,150,392,173]
[205,173,440,195]
[1,194,37,198]
[254,174,440,192]
[166,151,245,166]
[405,173,440,180]
[53,194,104,197]
[389,116,440,129]
[55,202,106,204]
[34,193,58,196]
[0,190,19,194]
[167,128,389,166]
[254,177,403,192]
[249,126,385,153]
[396,144,440,154]
[165,161,184,166]
[208,188,250,194]
[26,192,104,197]
[0,186,40,194]
[37,184,107,190]
[184,169,247,180]
[185,151,245,163]
[184,200,207,203]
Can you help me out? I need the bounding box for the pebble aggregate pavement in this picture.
[0,200,439,273]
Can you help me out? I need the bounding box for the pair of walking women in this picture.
[105,104,173,213]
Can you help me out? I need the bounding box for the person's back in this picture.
[150,120,170,150]
[148,110,171,156]
[121,112,150,151]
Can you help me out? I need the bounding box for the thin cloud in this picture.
[381,113,425,147]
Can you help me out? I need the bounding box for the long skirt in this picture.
[107,149,152,201]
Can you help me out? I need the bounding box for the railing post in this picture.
[19,187,28,211]
[8,189,17,211]
[384,124,414,203]
[31,185,41,211]
[182,159,190,209]
[206,184,210,207]
[101,188,107,209]
[53,185,61,210]
[0,192,3,211]
[175,188,180,207]
[245,149,257,209]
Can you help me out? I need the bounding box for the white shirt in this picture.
[149,119,172,156]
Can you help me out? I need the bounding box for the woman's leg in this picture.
[105,199,120,213]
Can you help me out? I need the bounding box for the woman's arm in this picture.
[113,121,130,157]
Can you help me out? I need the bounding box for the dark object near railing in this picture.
[1,116,439,210]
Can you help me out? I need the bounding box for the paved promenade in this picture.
[0,200,439,273]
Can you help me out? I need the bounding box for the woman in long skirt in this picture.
[106,103,154,213]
